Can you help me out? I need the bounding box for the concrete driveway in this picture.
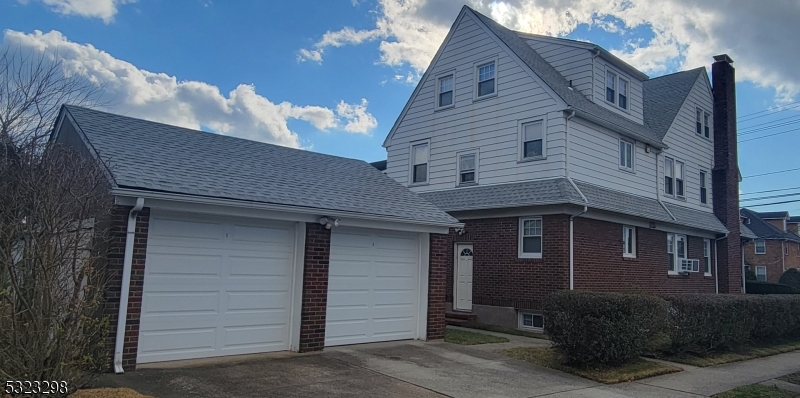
[97,336,594,398]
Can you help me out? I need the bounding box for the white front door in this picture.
[455,244,473,311]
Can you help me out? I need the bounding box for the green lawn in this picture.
[503,347,682,384]
[713,384,797,398]
[444,328,509,345]
[458,323,549,340]
[657,338,800,367]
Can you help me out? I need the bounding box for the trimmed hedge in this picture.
[779,269,800,291]
[746,281,798,294]
[544,291,669,365]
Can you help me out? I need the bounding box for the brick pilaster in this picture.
[298,223,331,352]
[428,233,451,339]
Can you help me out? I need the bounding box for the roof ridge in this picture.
[646,67,705,82]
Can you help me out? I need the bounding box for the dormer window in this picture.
[437,74,454,108]
[618,79,628,110]
[606,71,616,103]
[605,69,628,110]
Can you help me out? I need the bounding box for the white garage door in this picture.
[325,228,420,346]
[137,212,295,364]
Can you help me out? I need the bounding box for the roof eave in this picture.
[593,47,650,81]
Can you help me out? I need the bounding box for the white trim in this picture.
[618,77,629,111]
[755,239,766,254]
[675,160,685,199]
[417,233,430,340]
[518,116,548,161]
[473,56,499,101]
[623,225,636,258]
[518,217,543,259]
[518,311,544,331]
[699,170,708,205]
[619,138,634,172]
[409,139,431,186]
[435,70,456,110]
[456,149,479,186]
[113,197,144,374]
[703,238,712,276]
[288,222,306,352]
[667,233,687,275]
[453,243,474,311]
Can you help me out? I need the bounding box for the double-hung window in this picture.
[756,266,767,282]
[476,62,496,98]
[410,142,429,184]
[606,71,616,103]
[675,161,685,198]
[667,233,687,274]
[521,120,544,159]
[623,226,636,258]
[619,139,633,171]
[437,74,454,108]
[697,108,712,138]
[458,152,477,185]
[703,239,712,275]
[618,79,628,110]
[704,112,711,138]
[664,157,674,196]
[696,108,703,135]
[519,217,542,258]
[700,171,708,204]
[755,239,766,254]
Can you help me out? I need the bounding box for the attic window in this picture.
[476,62,496,98]
[697,108,712,139]
[437,74,454,108]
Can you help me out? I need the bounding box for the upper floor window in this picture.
[755,239,766,254]
[519,217,543,259]
[476,62,496,98]
[623,225,636,258]
[410,142,429,184]
[697,108,711,139]
[458,152,477,185]
[619,139,633,171]
[700,171,708,204]
[675,161,685,198]
[664,157,674,196]
[696,108,702,135]
[618,79,628,110]
[437,74,454,108]
[703,239,712,275]
[521,120,544,160]
[606,71,616,103]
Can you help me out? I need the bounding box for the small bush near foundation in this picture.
[779,269,800,291]
[746,281,798,295]
[544,291,669,365]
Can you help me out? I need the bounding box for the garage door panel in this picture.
[326,228,420,346]
[139,212,294,364]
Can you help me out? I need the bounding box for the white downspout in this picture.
[114,197,144,374]
[742,244,747,294]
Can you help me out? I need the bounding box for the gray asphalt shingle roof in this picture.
[643,68,704,140]
[740,223,758,240]
[467,7,665,149]
[61,106,459,226]
[757,211,789,219]
[419,178,583,212]
[740,208,800,242]
[664,203,728,233]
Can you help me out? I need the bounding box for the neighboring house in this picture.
[740,209,800,283]
[374,6,744,330]
[50,105,461,372]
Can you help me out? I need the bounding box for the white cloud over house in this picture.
[20,0,136,23]
[4,29,378,148]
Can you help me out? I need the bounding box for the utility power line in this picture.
[741,192,800,202]
[738,101,800,123]
[739,127,800,143]
[741,186,800,196]
[739,116,800,135]
[746,199,800,208]
[743,167,800,179]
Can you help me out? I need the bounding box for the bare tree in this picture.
[0,44,112,395]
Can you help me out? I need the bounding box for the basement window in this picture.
[519,312,544,330]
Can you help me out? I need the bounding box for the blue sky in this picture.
[2,0,799,212]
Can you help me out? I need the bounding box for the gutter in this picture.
[114,197,144,374]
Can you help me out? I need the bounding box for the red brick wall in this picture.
[743,240,791,283]
[104,205,150,371]
[442,215,570,311]
[428,234,450,340]
[573,218,716,294]
[298,223,331,352]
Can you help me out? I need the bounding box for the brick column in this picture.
[428,232,452,340]
[298,223,331,352]
[104,205,150,371]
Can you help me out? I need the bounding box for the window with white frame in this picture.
[410,142,429,184]
[521,120,544,159]
[704,112,711,139]
[675,161,685,198]
[755,239,766,254]
[703,239,712,275]
[696,108,703,135]
[437,74,454,108]
[519,312,544,330]
[476,61,496,98]
[619,139,633,171]
[618,79,628,110]
[664,157,674,196]
[667,233,687,274]
[700,171,708,204]
[458,152,477,185]
[756,266,767,282]
[696,108,712,139]
[623,225,636,258]
[606,71,616,103]
[519,217,542,258]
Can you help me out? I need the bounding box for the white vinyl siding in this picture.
[623,225,636,258]
[660,73,715,211]
[593,59,644,123]
[384,12,564,191]
[520,36,594,99]
[519,217,543,258]
[567,118,657,198]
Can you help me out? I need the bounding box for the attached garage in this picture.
[137,212,296,363]
[325,228,422,346]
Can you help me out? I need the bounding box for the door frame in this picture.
[453,242,474,311]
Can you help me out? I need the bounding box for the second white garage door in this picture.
[325,228,421,346]
[137,212,295,364]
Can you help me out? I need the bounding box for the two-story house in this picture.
[373,6,744,330]
[740,209,800,283]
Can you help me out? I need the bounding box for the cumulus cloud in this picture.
[4,29,377,148]
[21,0,136,23]
[302,0,800,100]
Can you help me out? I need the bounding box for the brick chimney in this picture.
[711,54,743,294]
